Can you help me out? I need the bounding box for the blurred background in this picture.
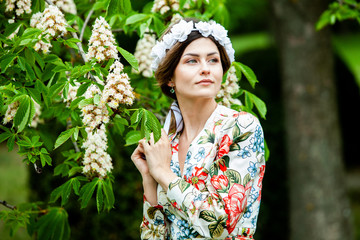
[1,0,359,239]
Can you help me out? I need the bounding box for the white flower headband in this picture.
[150,20,235,71]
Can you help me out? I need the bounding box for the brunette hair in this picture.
[154,18,232,100]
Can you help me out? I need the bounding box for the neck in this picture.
[176,97,217,141]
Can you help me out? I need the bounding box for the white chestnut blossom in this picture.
[3,99,42,128]
[82,125,112,179]
[216,66,242,107]
[30,5,68,53]
[37,5,68,37]
[3,101,19,125]
[86,17,118,62]
[170,13,183,24]
[51,0,77,14]
[101,60,135,108]
[80,84,112,178]
[30,12,43,28]
[81,85,109,130]
[151,0,191,15]
[133,32,156,78]
[5,0,32,16]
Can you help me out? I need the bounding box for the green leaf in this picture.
[107,0,131,15]
[78,98,93,108]
[107,0,123,17]
[27,88,41,104]
[24,62,36,80]
[93,0,110,11]
[113,114,128,135]
[14,96,31,132]
[64,40,79,50]
[333,34,360,89]
[125,14,149,25]
[31,0,45,13]
[68,166,83,177]
[65,27,78,33]
[49,82,66,98]
[3,22,22,37]
[234,62,258,88]
[103,178,115,211]
[94,94,100,105]
[17,56,26,71]
[36,208,70,240]
[264,139,270,161]
[40,153,52,167]
[96,181,104,213]
[125,130,141,146]
[0,132,12,144]
[54,163,70,177]
[117,46,139,71]
[143,109,162,142]
[54,128,76,149]
[21,28,42,39]
[79,179,99,209]
[130,109,143,126]
[7,135,16,151]
[0,209,30,237]
[244,91,267,119]
[1,54,17,73]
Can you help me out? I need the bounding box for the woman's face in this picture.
[170,37,223,101]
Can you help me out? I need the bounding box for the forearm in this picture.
[142,174,158,206]
[154,169,178,192]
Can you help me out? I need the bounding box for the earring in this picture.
[170,86,175,94]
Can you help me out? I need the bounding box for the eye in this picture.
[186,59,197,64]
[209,58,220,63]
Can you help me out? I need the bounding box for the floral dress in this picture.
[140,105,266,240]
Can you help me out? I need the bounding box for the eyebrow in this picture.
[182,52,219,57]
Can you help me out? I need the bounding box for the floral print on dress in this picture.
[140,105,265,240]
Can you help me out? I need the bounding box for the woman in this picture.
[131,18,265,239]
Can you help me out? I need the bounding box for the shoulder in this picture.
[215,105,261,133]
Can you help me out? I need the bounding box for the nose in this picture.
[200,61,210,75]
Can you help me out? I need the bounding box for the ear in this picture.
[167,81,174,87]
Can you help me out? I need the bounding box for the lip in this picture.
[196,79,214,85]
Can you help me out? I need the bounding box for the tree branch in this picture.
[80,9,94,42]
[0,200,16,210]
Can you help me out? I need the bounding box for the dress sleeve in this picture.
[140,195,170,240]
[165,112,266,238]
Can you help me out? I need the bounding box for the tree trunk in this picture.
[270,1,353,239]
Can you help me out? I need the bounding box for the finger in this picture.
[139,139,150,151]
[149,132,155,145]
[161,128,168,140]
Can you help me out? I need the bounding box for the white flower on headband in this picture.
[195,21,212,37]
[211,23,228,44]
[150,20,235,71]
[170,20,193,42]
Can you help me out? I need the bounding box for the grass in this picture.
[0,144,31,240]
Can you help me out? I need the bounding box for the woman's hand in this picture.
[131,142,158,205]
[139,129,177,190]
[131,141,151,178]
